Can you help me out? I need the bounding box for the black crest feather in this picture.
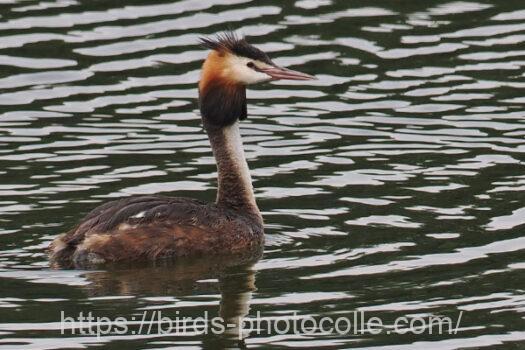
[199,31,274,65]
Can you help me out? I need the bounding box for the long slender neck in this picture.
[205,122,261,221]
[198,55,261,223]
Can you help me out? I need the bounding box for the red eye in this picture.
[246,62,255,69]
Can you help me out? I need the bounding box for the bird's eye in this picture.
[246,62,255,69]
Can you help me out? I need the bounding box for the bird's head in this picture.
[198,32,315,128]
[199,32,315,86]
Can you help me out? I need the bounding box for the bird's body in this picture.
[51,196,264,267]
[49,32,314,268]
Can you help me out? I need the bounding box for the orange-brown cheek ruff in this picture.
[199,51,247,128]
[199,50,224,90]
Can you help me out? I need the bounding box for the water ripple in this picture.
[0,0,524,349]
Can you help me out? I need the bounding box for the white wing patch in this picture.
[132,211,146,219]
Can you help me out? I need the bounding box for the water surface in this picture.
[0,0,525,348]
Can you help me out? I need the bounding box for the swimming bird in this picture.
[49,32,315,268]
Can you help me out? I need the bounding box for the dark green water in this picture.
[0,0,525,348]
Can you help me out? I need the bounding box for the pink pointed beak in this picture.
[260,66,316,81]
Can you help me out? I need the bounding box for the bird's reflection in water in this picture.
[80,250,262,348]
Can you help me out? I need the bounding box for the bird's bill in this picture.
[260,66,316,81]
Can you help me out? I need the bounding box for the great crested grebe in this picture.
[49,32,315,268]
